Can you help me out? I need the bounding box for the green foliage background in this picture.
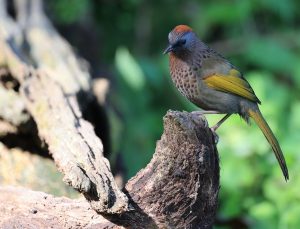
[49,0,300,228]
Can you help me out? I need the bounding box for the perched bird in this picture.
[164,25,289,181]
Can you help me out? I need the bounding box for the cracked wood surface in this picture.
[20,70,129,213]
[0,186,122,229]
[104,111,220,228]
[0,0,129,213]
[0,111,219,228]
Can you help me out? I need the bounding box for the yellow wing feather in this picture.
[203,71,261,104]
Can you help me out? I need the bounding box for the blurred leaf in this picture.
[219,191,244,218]
[115,47,146,90]
[279,205,300,228]
[288,102,300,132]
[249,201,277,229]
[50,0,90,24]
[139,58,163,87]
[259,0,295,21]
[196,0,252,36]
[245,39,298,76]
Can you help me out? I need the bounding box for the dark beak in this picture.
[163,44,173,54]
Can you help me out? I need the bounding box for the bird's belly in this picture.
[170,65,239,113]
[175,77,239,113]
[191,91,235,113]
[194,83,240,113]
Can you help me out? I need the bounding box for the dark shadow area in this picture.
[0,119,51,159]
[76,90,111,159]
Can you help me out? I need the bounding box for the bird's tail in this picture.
[248,109,289,181]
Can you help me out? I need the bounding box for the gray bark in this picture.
[0,0,128,214]
[0,111,219,228]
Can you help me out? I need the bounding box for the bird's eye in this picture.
[179,39,186,45]
[174,39,186,48]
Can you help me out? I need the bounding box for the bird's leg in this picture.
[211,114,231,132]
[190,111,229,143]
[209,114,231,144]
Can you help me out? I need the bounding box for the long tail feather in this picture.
[248,109,289,181]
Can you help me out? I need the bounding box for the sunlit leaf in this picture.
[115,47,145,90]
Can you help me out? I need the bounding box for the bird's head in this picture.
[163,25,197,55]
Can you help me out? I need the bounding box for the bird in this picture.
[164,24,289,181]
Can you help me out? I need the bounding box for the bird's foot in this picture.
[190,111,228,144]
[190,111,220,127]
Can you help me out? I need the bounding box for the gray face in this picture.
[167,31,196,54]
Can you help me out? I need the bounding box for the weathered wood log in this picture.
[0,111,220,228]
[0,186,120,229]
[21,70,129,214]
[0,83,29,126]
[0,0,128,214]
